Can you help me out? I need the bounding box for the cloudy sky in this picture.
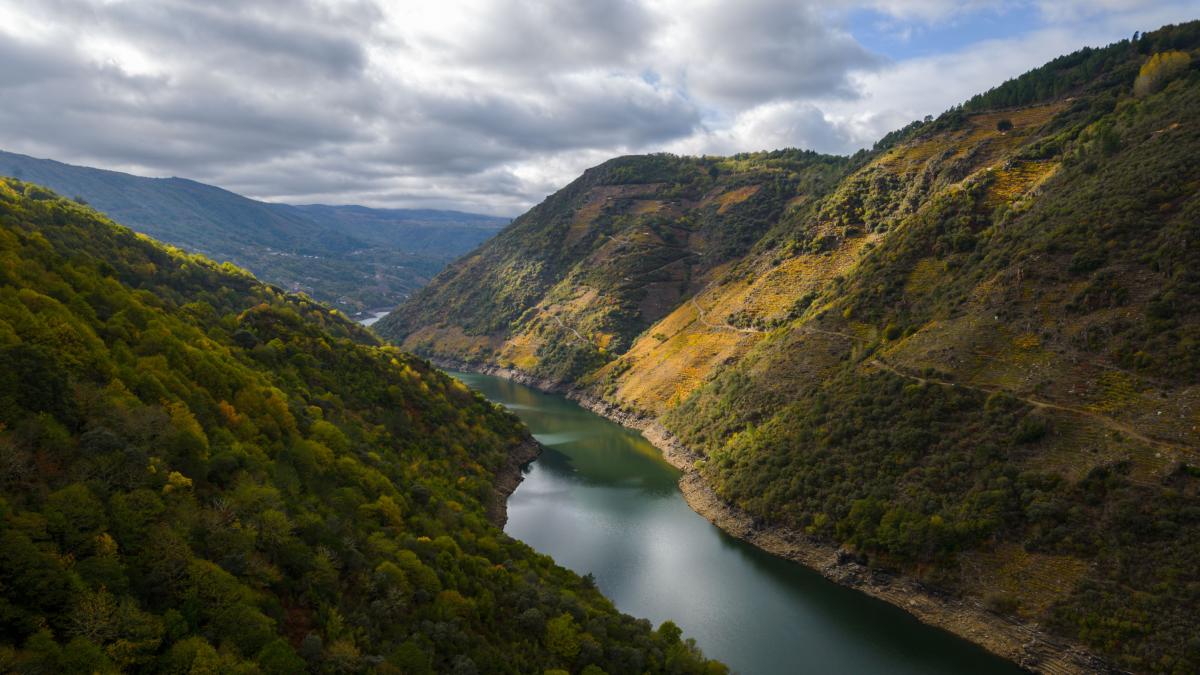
[0,1,1194,215]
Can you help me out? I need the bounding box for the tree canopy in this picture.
[0,178,723,674]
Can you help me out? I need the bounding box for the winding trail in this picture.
[682,302,1192,456]
[690,296,765,334]
[630,251,702,281]
[798,325,865,342]
[869,358,1196,456]
[550,313,590,346]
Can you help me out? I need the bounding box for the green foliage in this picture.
[0,179,720,673]
[0,150,508,317]
[381,20,1200,673]
[963,22,1199,112]
[544,613,581,660]
[670,370,1042,565]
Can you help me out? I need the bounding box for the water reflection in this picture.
[453,371,1025,675]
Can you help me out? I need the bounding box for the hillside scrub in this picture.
[0,179,724,674]
[379,21,1200,673]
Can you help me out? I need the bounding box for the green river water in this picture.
[453,371,1026,675]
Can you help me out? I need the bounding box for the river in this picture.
[360,310,391,327]
[452,371,1026,675]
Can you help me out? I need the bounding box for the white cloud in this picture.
[0,0,1193,214]
[649,0,880,104]
[1035,0,1159,23]
[859,0,1006,22]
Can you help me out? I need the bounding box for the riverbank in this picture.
[487,436,541,528]
[439,357,1114,675]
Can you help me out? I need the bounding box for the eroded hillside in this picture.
[379,22,1200,673]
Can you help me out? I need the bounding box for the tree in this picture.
[544,613,581,661]
[45,484,108,553]
[388,640,432,675]
[1134,50,1191,96]
[257,639,306,675]
[65,587,118,643]
[996,118,1013,133]
[60,637,115,674]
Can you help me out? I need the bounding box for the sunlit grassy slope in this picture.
[380,22,1200,672]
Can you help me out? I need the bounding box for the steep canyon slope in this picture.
[378,23,1200,673]
[0,179,722,674]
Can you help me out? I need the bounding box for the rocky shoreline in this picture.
[486,436,541,529]
[445,357,1114,675]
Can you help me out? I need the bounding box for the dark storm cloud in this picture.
[411,79,700,153]
[0,61,364,170]
[0,37,82,87]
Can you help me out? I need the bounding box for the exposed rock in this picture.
[487,436,542,528]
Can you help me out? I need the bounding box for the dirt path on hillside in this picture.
[690,296,764,334]
[680,300,1190,456]
[870,358,1196,455]
[550,313,590,345]
[634,251,701,280]
[800,325,865,341]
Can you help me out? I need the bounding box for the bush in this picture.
[1013,416,1049,444]
[984,592,1020,615]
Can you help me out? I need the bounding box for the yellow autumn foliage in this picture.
[1134,50,1191,96]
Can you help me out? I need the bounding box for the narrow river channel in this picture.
[452,371,1025,675]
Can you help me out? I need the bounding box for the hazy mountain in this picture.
[0,150,508,316]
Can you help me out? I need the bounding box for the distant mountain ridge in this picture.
[0,150,508,316]
[289,203,510,257]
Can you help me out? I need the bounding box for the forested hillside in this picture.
[0,179,722,674]
[375,150,850,383]
[379,22,1200,673]
[0,151,507,317]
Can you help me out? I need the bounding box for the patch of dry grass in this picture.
[905,258,947,297]
[715,185,761,213]
[959,544,1088,618]
[983,161,1060,209]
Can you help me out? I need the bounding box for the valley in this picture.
[457,370,1029,675]
[0,150,509,318]
[2,7,1198,674]
[378,23,1200,674]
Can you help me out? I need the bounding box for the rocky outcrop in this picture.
[487,437,541,528]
